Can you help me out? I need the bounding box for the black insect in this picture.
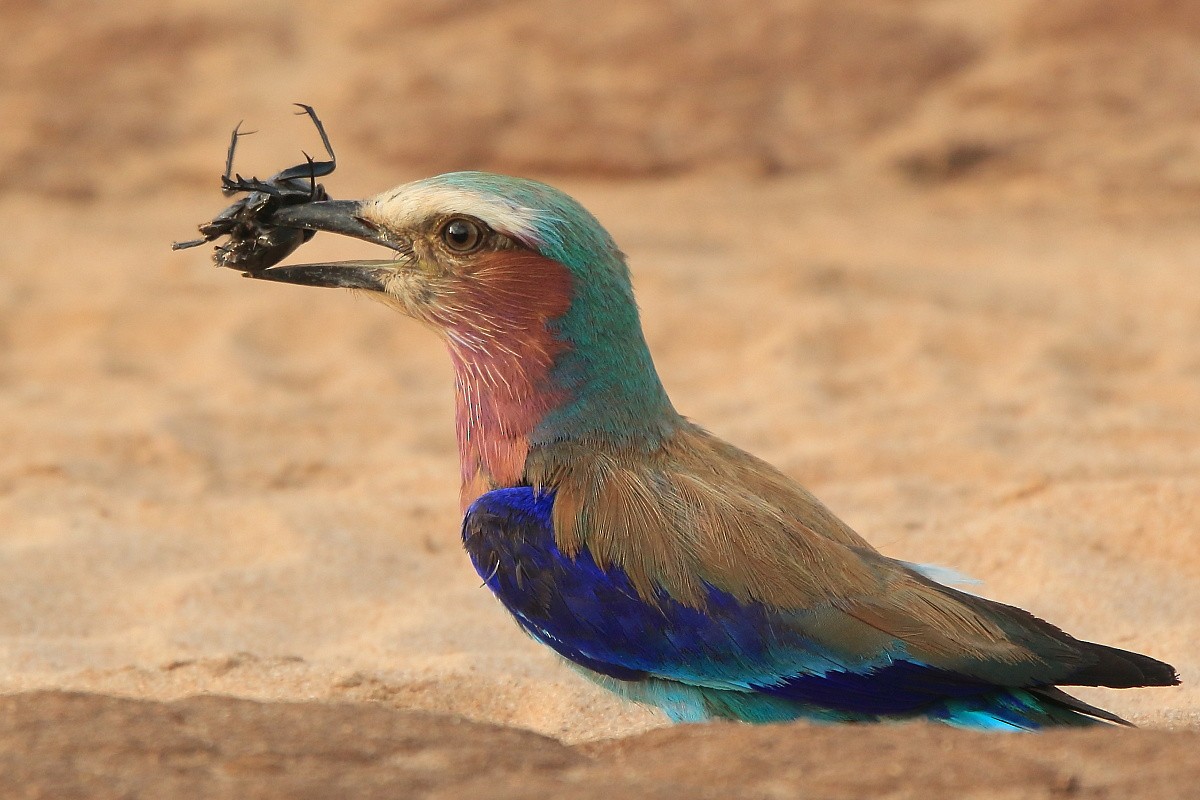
[172,104,336,272]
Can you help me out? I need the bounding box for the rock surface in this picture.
[6,691,1199,799]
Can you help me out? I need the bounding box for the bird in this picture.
[248,171,1179,730]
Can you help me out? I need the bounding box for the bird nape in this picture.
[231,170,1178,730]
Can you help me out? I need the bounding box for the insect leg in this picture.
[222,175,284,196]
[221,121,258,197]
[171,237,209,251]
[272,104,336,182]
[295,103,335,164]
[301,152,318,199]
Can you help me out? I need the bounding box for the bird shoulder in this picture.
[523,423,891,608]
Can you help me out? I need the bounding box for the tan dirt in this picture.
[1,0,1197,796]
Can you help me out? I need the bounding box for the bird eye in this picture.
[440,217,485,253]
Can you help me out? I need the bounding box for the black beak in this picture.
[249,261,396,291]
[268,200,393,248]
[250,200,401,291]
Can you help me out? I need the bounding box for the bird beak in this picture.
[248,200,401,292]
[248,260,397,291]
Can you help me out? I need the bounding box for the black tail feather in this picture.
[1066,642,1180,689]
[1030,686,1135,726]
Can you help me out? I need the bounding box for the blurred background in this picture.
[6,0,1200,199]
[0,0,1197,750]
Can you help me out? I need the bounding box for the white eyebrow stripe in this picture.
[363,183,548,246]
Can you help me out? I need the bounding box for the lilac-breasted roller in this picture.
[247,172,1177,730]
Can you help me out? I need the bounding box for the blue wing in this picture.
[462,487,1022,719]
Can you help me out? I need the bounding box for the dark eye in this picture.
[440,217,485,253]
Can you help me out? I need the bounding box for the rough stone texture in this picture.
[4,692,1198,799]
[0,692,588,800]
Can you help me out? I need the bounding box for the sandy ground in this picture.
[2,0,1199,796]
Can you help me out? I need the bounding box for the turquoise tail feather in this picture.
[930,689,1111,731]
[585,668,1116,730]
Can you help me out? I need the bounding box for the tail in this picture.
[1064,640,1179,689]
[929,686,1134,731]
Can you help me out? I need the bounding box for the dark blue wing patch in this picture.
[461,487,1000,716]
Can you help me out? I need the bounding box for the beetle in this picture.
[172,104,336,272]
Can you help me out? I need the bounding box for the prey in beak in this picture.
[246,200,405,293]
[235,178,577,333]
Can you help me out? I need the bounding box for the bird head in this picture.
[259,172,615,327]
[257,172,678,487]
